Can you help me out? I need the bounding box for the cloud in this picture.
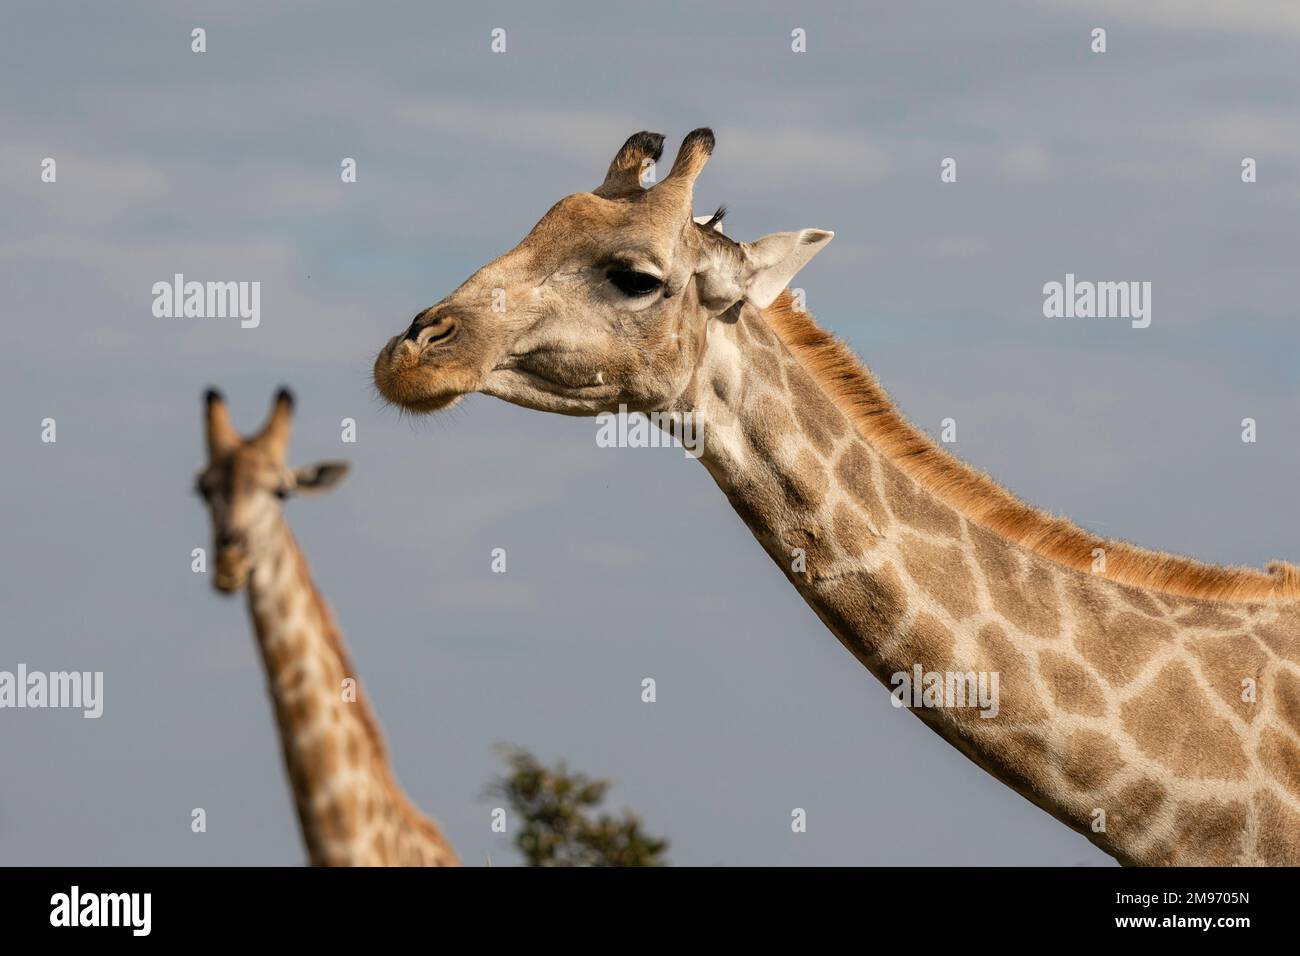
[999,142,1050,179]
[719,126,892,183]
[1167,113,1300,158]
[1046,0,1300,40]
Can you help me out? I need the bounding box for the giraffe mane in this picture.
[762,290,1300,604]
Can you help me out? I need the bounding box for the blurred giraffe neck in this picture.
[245,519,458,866]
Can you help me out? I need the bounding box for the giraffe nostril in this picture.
[218,531,245,550]
[417,317,458,348]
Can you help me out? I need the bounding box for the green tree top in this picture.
[488,746,669,867]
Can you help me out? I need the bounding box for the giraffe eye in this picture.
[607,268,662,297]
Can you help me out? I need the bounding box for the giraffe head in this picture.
[196,387,350,593]
[373,128,833,416]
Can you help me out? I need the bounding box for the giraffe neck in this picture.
[244,519,457,866]
[666,300,1300,866]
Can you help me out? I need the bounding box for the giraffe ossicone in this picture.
[373,129,1300,866]
[197,387,458,867]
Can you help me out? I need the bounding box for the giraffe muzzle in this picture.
[214,548,250,593]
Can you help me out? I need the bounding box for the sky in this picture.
[1,0,1297,866]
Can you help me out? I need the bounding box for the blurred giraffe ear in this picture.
[740,229,834,309]
[290,460,351,496]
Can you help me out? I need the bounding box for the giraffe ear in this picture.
[290,460,351,495]
[740,229,834,309]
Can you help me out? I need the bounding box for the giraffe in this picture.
[372,129,1300,865]
[196,387,458,867]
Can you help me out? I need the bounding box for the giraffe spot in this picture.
[1038,650,1107,717]
[834,443,889,529]
[1120,662,1249,779]
[963,727,1052,796]
[1060,730,1125,791]
[345,729,363,766]
[1187,634,1268,722]
[784,364,845,440]
[970,525,1062,640]
[1107,777,1166,845]
[1259,727,1300,800]
[953,623,1048,725]
[1149,799,1249,866]
[891,612,955,674]
[781,361,798,393]
[1176,604,1245,630]
[746,312,778,346]
[751,349,784,389]
[1072,603,1172,687]
[832,502,876,559]
[783,449,828,512]
[1255,618,1300,665]
[884,462,964,538]
[1153,593,1183,613]
[264,631,305,673]
[811,563,906,666]
[279,660,312,695]
[1115,584,1166,618]
[710,370,734,405]
[401,835,423,867]
[786,371,843,455]
[1273,669,1300,738]
[900,533,979,621]
[1254,791,1300,865]
[731,464,787,522]
[745,396,796,463]
[324,790,361,841]
[782,524,837,580]
[1008,567,1062,639]
[291,689,322,726]
[318,653,344,687]
[297,738,340,788]
[724,484,770,539]
[276,594,295,619]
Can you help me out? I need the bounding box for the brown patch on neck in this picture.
[761,290,1299,603]
[254,528,458,863]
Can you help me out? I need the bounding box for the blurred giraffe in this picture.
[196,387,457,866]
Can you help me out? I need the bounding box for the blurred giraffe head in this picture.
[196,388,350,593]
[373,128,832,417]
